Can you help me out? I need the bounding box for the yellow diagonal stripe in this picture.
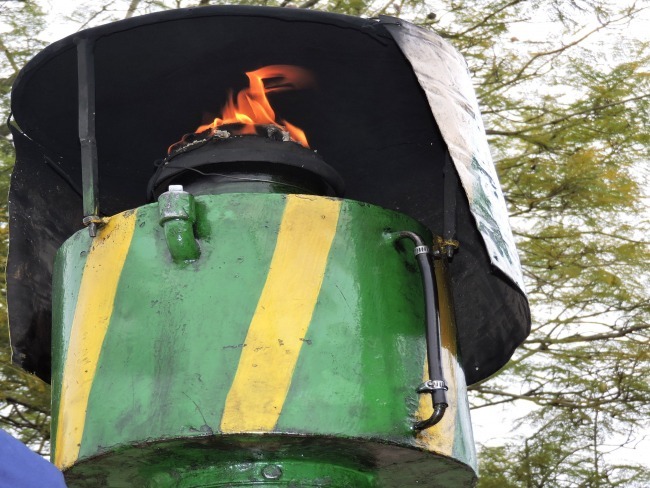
[54,211,137,469]
[220,195,341,432]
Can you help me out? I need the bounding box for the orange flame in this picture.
[195,65,313,147]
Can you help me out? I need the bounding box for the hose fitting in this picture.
[158,185,200,262]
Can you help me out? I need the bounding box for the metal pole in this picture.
[76,37,100,237]
[442,152,459,259]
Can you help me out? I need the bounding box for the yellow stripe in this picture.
[220,195,341,432]
[54,211,137,469]
[415,260,458,455]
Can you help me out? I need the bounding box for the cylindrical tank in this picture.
[7,6,532,487]
[51,192,476,486]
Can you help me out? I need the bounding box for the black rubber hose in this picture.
[397,231,448,431]
[414,404,447,431]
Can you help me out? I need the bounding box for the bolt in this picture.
[261,464,283,480]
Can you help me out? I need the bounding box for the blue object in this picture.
[0,429,66,487]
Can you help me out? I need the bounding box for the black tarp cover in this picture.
[8,6,530,384]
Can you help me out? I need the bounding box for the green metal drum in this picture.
[51,193,476,486]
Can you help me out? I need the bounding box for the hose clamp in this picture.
[417,380,448,393]
[413,245,430,256]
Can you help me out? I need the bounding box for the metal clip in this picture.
[435,236,459,260]
[413,245,430,256]
[82,215,107,237]
[417,379,448,393]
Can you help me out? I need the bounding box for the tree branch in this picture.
[125,0,141,18]
[0,35,19,74]
[485,93,650,137]
[456,0,527,37]
[527,323,650,345]
[299,0,321,8]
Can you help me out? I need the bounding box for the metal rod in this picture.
[76,37,100,237]
[442,152,459,259]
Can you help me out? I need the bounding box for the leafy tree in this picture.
[1,0,648,484]
[0,0,51,456]
[439,2,650,485]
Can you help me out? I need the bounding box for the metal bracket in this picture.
[82,215,108,238]
[435,235,459,259]
[442,152,459,259]
[76,37,100,237]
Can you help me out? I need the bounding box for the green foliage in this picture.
[429,1,650,485]
[0,0,648,485]
[480,429,650,488]
[0,0,51,455]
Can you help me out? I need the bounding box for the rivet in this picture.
[261,464,283,480]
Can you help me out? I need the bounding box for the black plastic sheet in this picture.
[8,6,529,384]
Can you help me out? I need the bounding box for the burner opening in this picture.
[149,127,344,199]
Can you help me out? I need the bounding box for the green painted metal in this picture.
[51,230,92,449]
[52,193,477,486]
[61,435,474,487]
[158,186,200,261]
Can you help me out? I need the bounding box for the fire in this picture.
[192,65,312,148]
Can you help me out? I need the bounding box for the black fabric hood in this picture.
[8,6,530,385]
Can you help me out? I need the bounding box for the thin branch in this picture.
[486,93,650,137]
[76,2,117,31]
[0,35,19,74]
[526,324,650,345]
[299,0,321,8]
[125,0,141,18]
[456,0,526,37]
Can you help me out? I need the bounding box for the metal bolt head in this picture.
[168,184,184,192]
[261,464,283,480]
